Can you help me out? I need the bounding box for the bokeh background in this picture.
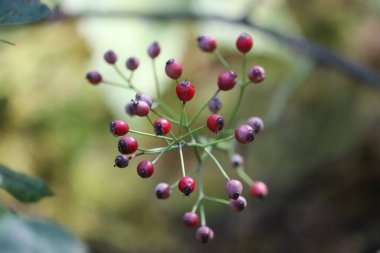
[1,0,380,252]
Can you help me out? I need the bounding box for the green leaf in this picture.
[0,215,88,253]
[0,0,52,25]
[0,165,53,203]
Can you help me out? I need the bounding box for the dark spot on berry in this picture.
[216,117,224,131]
[184,187,192,196]
[247,130,255,142]
[140,169,146,177]
[109,121,116,136]
[155,190,163,198]
[232,192,240,200]
[201,234,209,243]
[118,140,125,153]
[155,122,164,135]
[166,59,174,65]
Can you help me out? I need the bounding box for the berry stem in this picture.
[226,86,246,129]
[188,89,220,127]
[129,129,174,141]
[102,80,128,89]
[203,147,230,180]
[137,145,178,154]
[236,167,254,185]
[151,59,161,100]
[152,142,175,164]
[178,143,186,177]
[191,194,204,213]
[150,109,180,125]
[157,101,178,119]
[113,65,138,91]
[178,102,186,138]
[178,125,206,141]
[204,196,229,205]
[214,50,232,70]
[200,204,206,226]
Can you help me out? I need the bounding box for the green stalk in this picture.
[226,86,246,129]
[236,167,254,185]
[178,144,186,177]
[188,89,220,127]
[129,129,174,141]
[152,142,175,164]
[204,196,229,205]
[203,148,230,180]
[152,59,161,100]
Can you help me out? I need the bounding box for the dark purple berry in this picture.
[230,196,247,212]
[217,71,237,91]
[235,124,255,144]
[155,183,171,199]
[246,116,264,133]
[147,42,160,58]
[86,71,102,85]
[126,57,139,71]
[135,92,153,108]
[137,160,154,178]
[118,136,138,154]
[208,96,222,113]
[125,101,136,116]
[230,154,244,168]
[104,50,117,64]
[183,212,199,228]
[236,33,253,54]
[248,65,265,83]
[114,154,129,168]
[226,179,243,199]
[250,181,268,199]
[197,35,217,53]
[165,59,182,79]
[196,226,214,243]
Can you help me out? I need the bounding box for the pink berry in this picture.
[197,35,217,53]
[109,120,129,136]
[154,118,171,136]
[104,50,117,64]
[86,71,102,85]
[135,100,150,117]
[236,33,253,54]
[155,183,172,199]
[126,57,139,71]
[196,226,214,243]
[147,42,160,58]
[246,116,264,133]
[182,212,199,228]
[250,181,268,199]
[226,179,243,200]
[137,160,154,178]
[248,65,265,83]
[230,196,247,212]
[178,176,196,196]
[176,80,195,102]
[230,154,244,168]
[118,136,138,154]
[165,59,182,80]
[207,114,224,134]
[235,124,255,144]
[217,71,237,91]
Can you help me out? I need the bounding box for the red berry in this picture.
[178,176,196,196]
[147,42,160,59]
[109,120,129,136]
[155,183,172,199]
[196,226,214,243]
[137,160,154,178]
[230,196,247,212]
[126,57,139,71]
[250,181,268,199]
[207,114,224,134]
[165,59,182,79]
[176,80,195,102]
[86,71,102,85]
[197,35,217,53]
[235,125,255,144]
[217,71,237,91]
[183,212,199,228]
[104,50,117,64]
[246,116,264,133]
[226,179,243,200]
[118,136,138,154]
[135,100,150,117]
[154,118,171,136]
[248,65,265,83]
[236,33,253,54]
[114,154,129,168]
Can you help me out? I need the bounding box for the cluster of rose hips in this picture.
[86,32,268,243]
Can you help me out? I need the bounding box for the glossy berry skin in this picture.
[135,92,153,108]
[197,35,217,53]
[114,154,129,168]
[86,71,102,85]
[165,59,182,79]
[226,179,243,200]
[154,118,171,136]
[118,136,138,154]
[104,50,117,64]
[155,183,172,199]
[207,114,224,134]
[135,100,150,117]
[246,116,264,133]
[126,57,139,71]
[236,33,253,54]
[208,96,222,113]
[230,196,247,212]
[248,65,265,83]
[183,212,199,228]
[217,71,237,91]
[235,124,255,144]
[250,181,268,199]
[109,120,129,136]
[176,80,195,102]
[137,160,154,178]
[178,176,196,196]
[125,101,136,116]
[196,226,214,243]
[230,154,244,168]
[147,42,160,59]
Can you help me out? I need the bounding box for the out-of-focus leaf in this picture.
[0,165,53,203]
[0,215,88,253]
[0,203,8,217]
[0,0,51,25]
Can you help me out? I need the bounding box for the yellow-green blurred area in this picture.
[1,0,380,252]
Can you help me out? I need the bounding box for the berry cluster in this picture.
[86,33,268,243]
